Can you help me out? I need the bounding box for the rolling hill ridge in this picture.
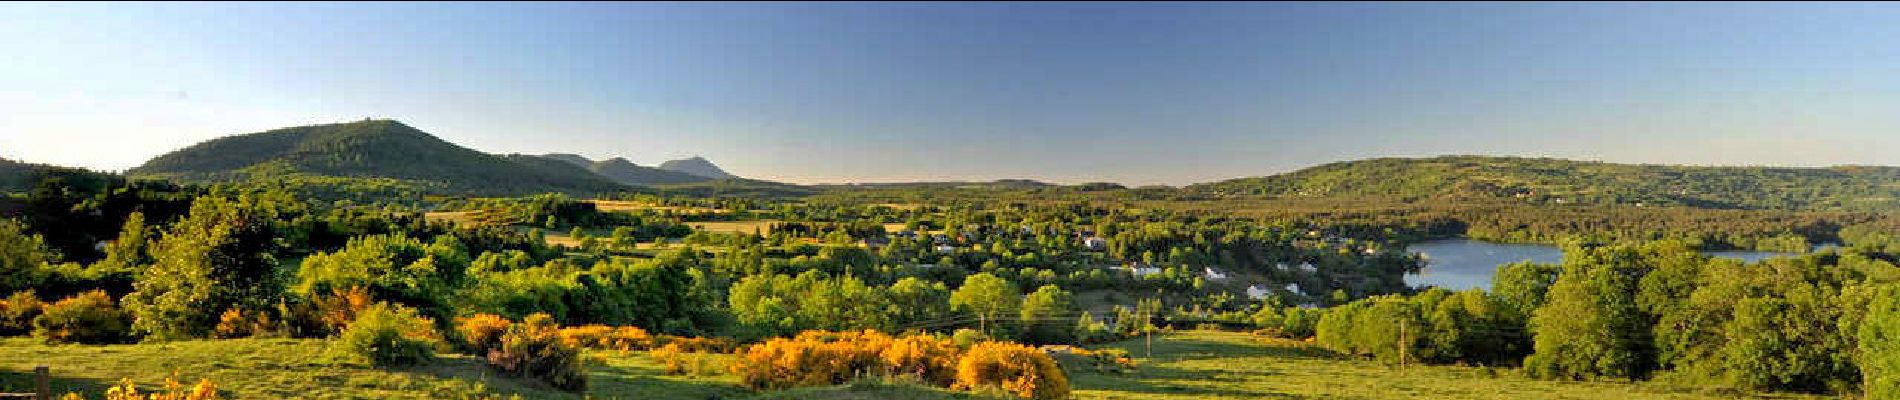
[537,154,715,186]
[128,120,630,196]
[1188,155,1900,211]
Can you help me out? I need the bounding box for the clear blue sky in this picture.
[3,2,1898,185]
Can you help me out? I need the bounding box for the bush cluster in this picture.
[954,341,1071,400]
[1,290,45,335]
[34,290,133,344]
[731,329,1070,399]
[64,375,220,400]
[463,313,588,392]
[332,302,441,367]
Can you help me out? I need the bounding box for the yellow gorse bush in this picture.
[881,334,962,386]
[955,341,1070,400]
[557,324,654,351]
[733,330,898,389]
[455,313,512,354]
[731,329,1071,399]
[63,375,218,400]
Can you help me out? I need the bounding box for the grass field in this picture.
[1067,331,1820,400]
[588,200,732,215]
[0,331,1827,400]
[687,220,778,235]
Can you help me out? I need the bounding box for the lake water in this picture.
[1403,239,1800,290]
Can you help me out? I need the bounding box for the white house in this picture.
[935,244,957,254]
[1203,267,1228,280]
[1246,284,1271,300]
[1082,236,1107,250]
[1297,262,1317,273]
[1125,263,1161,277]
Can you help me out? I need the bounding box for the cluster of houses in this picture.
[1108,262,1234,281]
[871,226,1112,255]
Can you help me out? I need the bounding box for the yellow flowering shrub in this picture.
[455,313,512,354]
[881,334,963,386]
[954,342,1070,400]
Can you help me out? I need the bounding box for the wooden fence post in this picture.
[33,366,48,400]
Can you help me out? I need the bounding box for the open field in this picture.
[687,220,778,235]
[2,331,1823,400]
[1068,331,1820,400]
[423,210,503,227]
[588,200,732,215]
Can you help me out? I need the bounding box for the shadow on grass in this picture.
[587,356,751,400]
[1068,362,1305,399]
[1097,334,1346,364]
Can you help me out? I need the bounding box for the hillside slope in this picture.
[0,157,41,192]
[590,157,712,185]
[128,120,629,196]
[1188,155,1900,211]
[535,154,713,186]
[658,156,738,179]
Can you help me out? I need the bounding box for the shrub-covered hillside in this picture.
[1188,155,1900,211]
[128,120,630,196]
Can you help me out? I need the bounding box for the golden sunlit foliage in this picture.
[955,341,1070,400]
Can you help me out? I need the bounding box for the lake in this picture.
[1403,239,1800,290]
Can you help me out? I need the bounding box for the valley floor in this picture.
[1,332,1825,400]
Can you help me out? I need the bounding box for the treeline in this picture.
[1187,155,1900,212]
[1272,240,1900,396]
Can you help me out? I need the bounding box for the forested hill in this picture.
[127,120,630,196]
[1186,155,1900,211]
[0,157,40,192]
[657,156,738,179]
[537,154,715,186]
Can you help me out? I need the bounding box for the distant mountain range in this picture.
[120,119,764,196]
[19,120,1900,211]
[128,120,628,195]
[537,154,716,186]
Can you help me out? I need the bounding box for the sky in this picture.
[2,2,1898,186]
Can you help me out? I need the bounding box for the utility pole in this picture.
[1398,318,1408,374]
[1145,310,1154,359]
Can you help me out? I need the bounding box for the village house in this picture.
[1246,284,1271,300]
[1202,267,1228,280]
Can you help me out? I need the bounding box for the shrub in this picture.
[211,308,282,339]
[954,341,1071,400]
[657,335,734,353]
[314,286,375,335]
[333,303,441,367]
[94,375,220,400]
[650,342,723,376]
[33,290,133,344]
[486,313,587,392]
[733,330,897,390]
[1,290,44,335]
[456,313,512,354]
[881,334,963,386]
[651,342,690,375]
[559,324,655,351]
[1076,348,1136,374]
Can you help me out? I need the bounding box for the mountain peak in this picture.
[129,120,627,195]
[658,156,737,179]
